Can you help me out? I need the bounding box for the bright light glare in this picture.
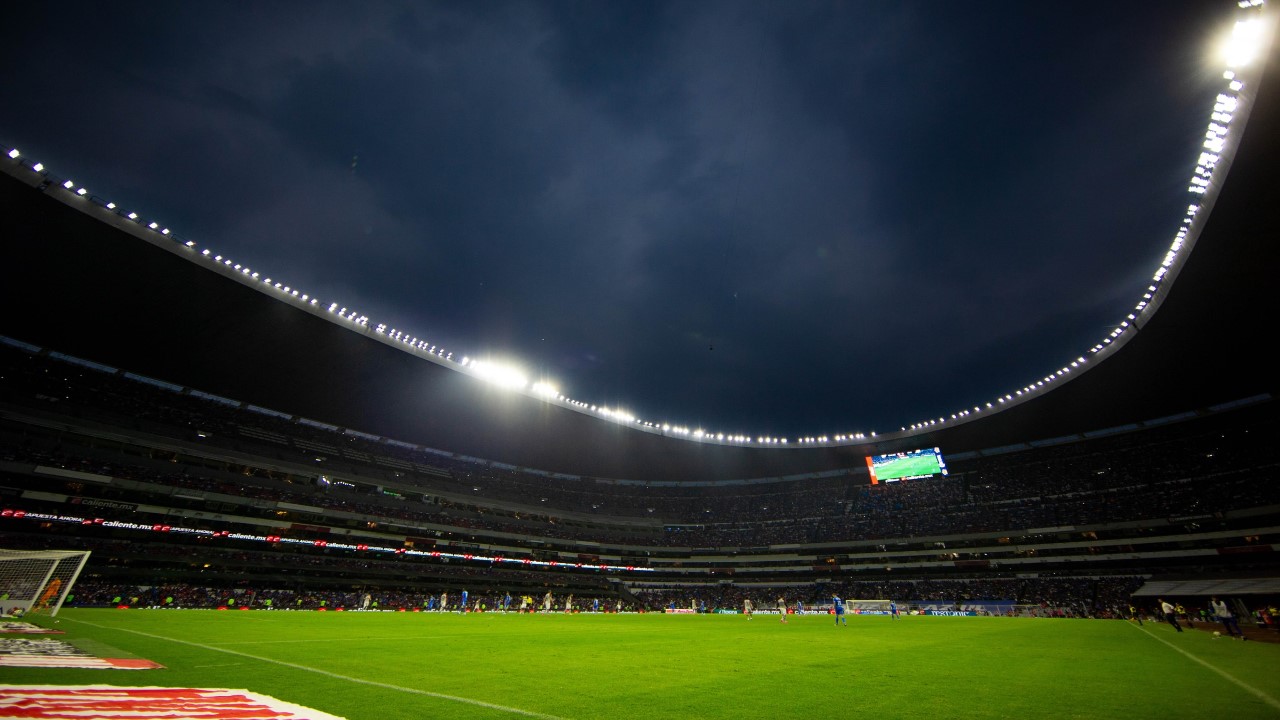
[600,408,635,423]
[469,360,528,390]
[1224,19,1265,67]
[531,381,559,397]
[6,149,18,159]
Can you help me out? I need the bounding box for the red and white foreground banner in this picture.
[0,622,63,634]
[0,686,348,719]
[0,638,162,669]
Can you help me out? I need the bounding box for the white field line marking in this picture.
[64,618,569,720]
[1133,623,1280,711]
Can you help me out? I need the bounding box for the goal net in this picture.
[0,549,91,618]
[847,599,894,614]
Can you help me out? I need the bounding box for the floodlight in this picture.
[6,149,18,159]
[32,163,43,172]
[1223,18,1264,67]
[469,360,528,390]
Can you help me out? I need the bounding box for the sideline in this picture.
[62,617,571,720]
[1131,622,1280,712]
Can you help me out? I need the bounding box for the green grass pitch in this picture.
[9,609,1278,719]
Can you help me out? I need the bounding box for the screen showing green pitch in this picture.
[865,447,948,484]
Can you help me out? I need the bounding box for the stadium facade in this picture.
[1,7,1277,615]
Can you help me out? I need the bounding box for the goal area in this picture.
[0,549,91,618]
[847,599,894,614]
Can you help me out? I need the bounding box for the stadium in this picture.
[1,2,1278,719]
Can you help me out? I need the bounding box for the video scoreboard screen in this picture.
[865,447,948,484]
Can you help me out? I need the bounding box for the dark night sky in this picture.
[0,1,1264,441]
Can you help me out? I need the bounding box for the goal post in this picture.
[0,549,91,618]
[847,599,894,614]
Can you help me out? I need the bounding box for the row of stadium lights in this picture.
[1,2,1267,449]
[1,143,865,448]
[903,3,1267,434]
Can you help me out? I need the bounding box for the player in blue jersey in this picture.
[460,589,469,613]
[796,600,805,615]
[503,592,512,613]
[593,597,600,613]
[890,600,901,619]
[833,595,847,626]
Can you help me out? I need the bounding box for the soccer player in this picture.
[440,592,448,612]
[1211,596,1244,639]
[744,597,754,620]
[33,580,62,612]
[890,600,900,619]
[796,599,805,615]
[565,594,574,613]
[1159,599,1183,632]
[593,597,600,613]
[460,589,469,614]
[543,591,553,613]
[833,595,847,626]
[503,592,512,613]
[778,596,788,623]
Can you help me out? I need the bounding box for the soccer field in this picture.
[6,610,1278,719]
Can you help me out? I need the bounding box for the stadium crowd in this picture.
[2,341,1278,618]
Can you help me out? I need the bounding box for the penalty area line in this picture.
[63,618,571,720]
[1131,622,1280,711]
